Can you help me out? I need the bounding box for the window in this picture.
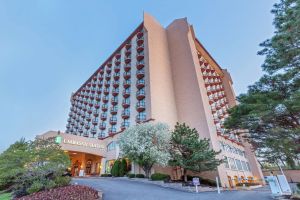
[228,157,237,170]
[246,162,251,171]
[235,159,243,171]
[241,161,247,171]
[223,156,229,168]
[107,141,117,151]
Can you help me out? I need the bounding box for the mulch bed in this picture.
[15,185,100,200]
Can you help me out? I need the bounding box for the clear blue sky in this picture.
[0,0,277,152]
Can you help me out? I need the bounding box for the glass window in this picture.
[107,141,117,151]
[241,161,247,171]
[223,156,229,168]
[246,162,251,171]
[235,159,243,171]
[229,157,237,170]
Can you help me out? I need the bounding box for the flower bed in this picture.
[14,185,100,200]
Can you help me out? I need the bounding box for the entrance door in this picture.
[86,160,92,175]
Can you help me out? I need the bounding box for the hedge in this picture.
[100,174,112,177]
[127,173,135,178]
[236,182,261,187]
[135,174,145,178]
[150,173,171,181]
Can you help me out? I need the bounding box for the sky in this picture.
[0,0,277,152]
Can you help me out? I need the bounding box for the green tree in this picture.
[225,0,300,168]
[119,158,128,177]
[0,137,71,197]
[118,122,171,178]
[169,123,223,182]
[111,160,121,177]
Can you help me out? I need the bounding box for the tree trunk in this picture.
[183,168,188,182]
[144,167,151,178]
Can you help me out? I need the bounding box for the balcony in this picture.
[108,128,117,136]
[137,61,145,70]
[115,52,121,59]
[91,88,96,93]
[105,74,111,81]
[123,89,131,98]
[83,131,89,137]
[111,97,118,105]
[121,121,130,130]
[136,51,144,61]
[66,124,71,128]
[114,65,121,73]
[115,59,121,66]
[107,61,112,67]
[91,128,97,135]
[124,64,131,72]
[137,44,144,53]
[123,71,131,80]
[98,82,103,88]
[136,69,145,79]
[103,88,109,95]
[136,90,145,100]
[92,119,98,125]
[125,56,131,64]
[122,100,130,108]
[99,122,106,130]
[96,95,101,101]
[86,116,92,122]
[110,106,118,114]
[93,110,99,117]
[123,80,131,88]
[100,113,107,120]
[87,82,91,87]
[125,43,131,50]
[85,123,90,129]
[83,106,87,111]
[137,37,144,46]
[137,31,143,39]
[102,96,109,103]
[112,88,119,96]
[80,121,84,125]
[113,80,120,88]
[136,101,146,112]
[99,69,104,75]
[98,75,103,81]
[110,117,117,125]
[125,48,131,56]
[102,104,108,111]
[136,115,146,123]
[122,110,130,119]
[104,81,111,87]
[98,133,105,139]
[113,72,120,80]
[87,109,92,114]
[78,128,83,133]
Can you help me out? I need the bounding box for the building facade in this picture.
[63,13,265,187]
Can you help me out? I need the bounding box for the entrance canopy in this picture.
[38,131,106,156]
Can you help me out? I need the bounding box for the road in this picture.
[73,177,272,200]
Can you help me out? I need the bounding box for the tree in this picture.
[0,137,71,197]
[118,122,171,178]
[169,123,223,182]
[111,160,120,177]
[119,158,128,177]
[225,0,300,168]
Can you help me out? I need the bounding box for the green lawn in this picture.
[0,193,12,200]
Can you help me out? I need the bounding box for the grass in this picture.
[0,193,12,200]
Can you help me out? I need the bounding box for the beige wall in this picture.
[263,170,300,183]
[143,13,178,127]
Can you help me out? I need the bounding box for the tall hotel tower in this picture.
[65,13,264,187]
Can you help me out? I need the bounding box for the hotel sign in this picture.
[63,139,105,150]
[55,136,104,150]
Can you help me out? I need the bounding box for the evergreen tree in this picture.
[225,0,300,168]
[169,123,222,182]
[119,158,127,177]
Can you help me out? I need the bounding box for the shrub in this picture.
[297,183,300,189]
[111,160,121,177]
[151,173,171,181]
[127,173,135,178]
[54,176,71,187]
[236,182,261,187]
[26,181,44,194]
[135,174,145,178]
[100,174,112,177]
[183,175,217,186]
[119,158,128,177]
[15,185,99,200]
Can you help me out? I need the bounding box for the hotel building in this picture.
[53,13,265,187]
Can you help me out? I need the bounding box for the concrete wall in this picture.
[143,13,178,127]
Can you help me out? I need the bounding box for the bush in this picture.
[150,173,171,181]
[297,183,300,189]
[15,185,99,200]
[26,181,44,194]
[119,159,128,177]
[135,174,145,178]
[111,160,121,177]
[184,175,217,186]
[127,173,135,178]
[100,174,112,177]
[54,176,71,187]
[236,182,261,187]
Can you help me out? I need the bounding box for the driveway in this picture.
[72,177,272,200]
